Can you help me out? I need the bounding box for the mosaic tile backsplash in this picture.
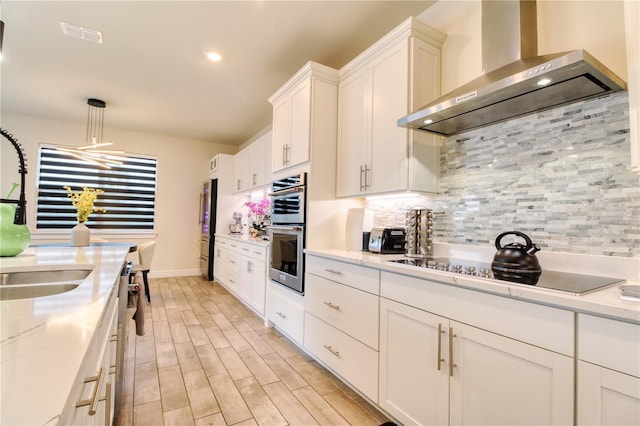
[366,92,640,258]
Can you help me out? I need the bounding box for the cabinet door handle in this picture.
[247,261,253,273]
[237,179,241,190]
[76,366,106,415]
[285,145,291,164]
[323,344,341,358]
[104,381,112,425]
[449,327,457,377]
[323,301,341,311]
[324,269,343,276]
[110,325,122,376]
[364,164,371,189]
[359,165,365,191]
[282,145,286,166]
[253,173,257,186]
[437,323,445,371]
[276,311,287,319]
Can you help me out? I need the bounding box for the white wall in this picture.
[419,0,627,93]
[0,113,237,276]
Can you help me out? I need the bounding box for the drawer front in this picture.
[578,314,640,377]
[305,274,379,349]
[381,271,574,356]
[267,282,304,344]
[227,241,242,253]
[239,243,267,261]
[304,313,378,402]
[306,255,379,294]
[225,256,241,290]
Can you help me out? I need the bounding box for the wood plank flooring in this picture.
[116,276,390,426]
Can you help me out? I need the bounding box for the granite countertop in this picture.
[0,244,131,425]
[305,248,640,324]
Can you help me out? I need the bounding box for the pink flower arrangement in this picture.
[244,198,271,217]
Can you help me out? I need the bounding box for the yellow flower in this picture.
[64,186,106,223]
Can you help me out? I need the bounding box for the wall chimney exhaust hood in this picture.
[398,0,626,137]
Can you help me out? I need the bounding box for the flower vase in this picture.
[0,202,30,257]
[71,222,90,247]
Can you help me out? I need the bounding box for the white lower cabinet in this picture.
[215,236,268,318]
[267,280,305,345]
[577,314,640,426]
[380,297,574,426]
[303,256,380,402]
[304,312,379,401]
[379,298,448,425]
[379,271,574,426]
[68,288,119,425]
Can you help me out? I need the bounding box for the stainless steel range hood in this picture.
[398,0,626,137]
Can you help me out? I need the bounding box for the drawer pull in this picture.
[325,269,343,276]
[276,311,287,319]
[323,301,341,311]
[323,345,341,358]
[76,366,106,415]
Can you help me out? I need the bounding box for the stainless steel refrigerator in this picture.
[199,178,218,280]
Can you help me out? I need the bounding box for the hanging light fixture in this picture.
[57,98,127,169]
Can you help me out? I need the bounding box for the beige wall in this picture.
[0,113,237,276]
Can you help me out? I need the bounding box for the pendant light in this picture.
[57,98,127,169]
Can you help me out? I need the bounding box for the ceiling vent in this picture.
[60,22,103,44]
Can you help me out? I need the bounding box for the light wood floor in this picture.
[116,275,390,426]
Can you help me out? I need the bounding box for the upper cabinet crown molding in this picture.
[339,17,446,79]
[268,61,339,104]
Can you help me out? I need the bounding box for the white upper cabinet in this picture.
[269,62,339,173]
[233,131,272,193]
[336,18,444,197]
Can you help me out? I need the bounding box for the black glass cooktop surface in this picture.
[389,257,625,296]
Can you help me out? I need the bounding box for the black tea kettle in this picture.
[491,231,542,285]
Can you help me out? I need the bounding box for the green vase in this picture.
[0,203,30,257]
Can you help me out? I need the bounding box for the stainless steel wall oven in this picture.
[268,173,306,293]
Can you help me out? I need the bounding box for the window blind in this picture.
[36,146,157,230]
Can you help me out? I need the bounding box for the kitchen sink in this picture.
[0,266,94,301]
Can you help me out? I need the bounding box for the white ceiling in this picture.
[0,1,436,146]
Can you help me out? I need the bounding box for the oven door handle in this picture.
[268,186,304,197]
[267,225,303,232]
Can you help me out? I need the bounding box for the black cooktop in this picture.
[389,257,625,296]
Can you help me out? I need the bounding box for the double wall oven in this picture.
[268,173,306,293]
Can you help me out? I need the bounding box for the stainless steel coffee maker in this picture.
[405,207,433,258]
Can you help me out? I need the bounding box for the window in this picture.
[36,145,157,231]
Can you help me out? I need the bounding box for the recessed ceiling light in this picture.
[424,119,433,125]
[60,22,103,44]
[206,51,222,62]
[537,78,552,86]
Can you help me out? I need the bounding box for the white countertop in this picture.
[215,233,270,247]
[305,248,640,324]
[0,244,131,425]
